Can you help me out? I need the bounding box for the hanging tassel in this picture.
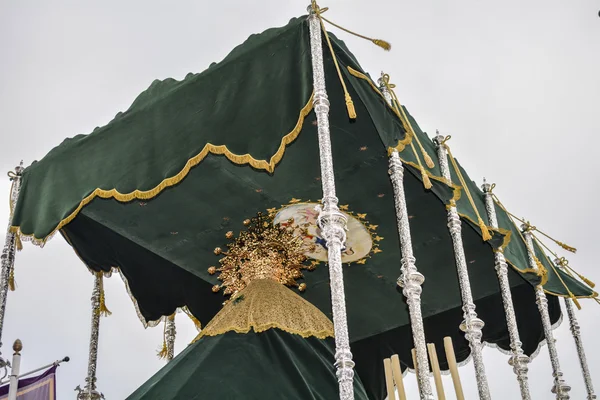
[345,94,357,120]
[157,318,169,359]
[478,218,492,241]
[556,241,577,254]
[421,169,432,189]
[423,151,435,169]
[15,235,22,251]
[98,274,112,317]
[8,269,16,291]
[571,295,582,310]
[580,276,596,289]
[372,39,391,51]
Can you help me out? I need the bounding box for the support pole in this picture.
[555,258,596,400]
[7,339,22,400]
[428,343,446,400]
[165,314,176,362]
[307,7,354,400]
[383,358,397,400]
[521,225,570,399]
[433,135,490,399]
[75,274,104,400]
[481,180,531,399]
[388,149,433,400]
[0,162,23,359]
[390,355,407,400]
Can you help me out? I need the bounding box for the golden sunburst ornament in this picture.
[211,212,313,300]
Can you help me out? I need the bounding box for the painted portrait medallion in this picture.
[273,202,374,263]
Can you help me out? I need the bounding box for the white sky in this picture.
[1,1,599,398]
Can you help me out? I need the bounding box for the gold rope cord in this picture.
[10,95,314,245]
[194,278,334,342]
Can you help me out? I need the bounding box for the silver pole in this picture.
[7,339,22,400]
[378,74,432,400]
[307,7,355,400]
[388,150,434,400]
[433,135,490,399]
[481,180,531,399]
[0,162,23,359]
[165,315,176,362]
[75,274,104,400]
[554,258,596,400]
[521,225,570,399]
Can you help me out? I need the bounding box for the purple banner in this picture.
[0,365,57,400]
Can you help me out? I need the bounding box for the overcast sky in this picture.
[1,1,599,399]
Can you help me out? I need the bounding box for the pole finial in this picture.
[12,339,22,354]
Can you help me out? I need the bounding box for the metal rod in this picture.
[307,7,354,400]
[521,226,570,399]
[481,180,531,399]
[555,258,596,400]
[0,162,23,359]
[433,135,490,399]
[390,354,407,400]
[75,274,104,400]
[428,343,446,400]
[384,358,397,400]
[0,357,69,385]
[444,336,465,400]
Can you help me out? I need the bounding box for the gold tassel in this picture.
[317,12,391,51]
[581,276,596,289]
[372,39,391,51]
[8,269,15,291]
[478,218,492,241]
[157,341,168,359]
[571,296,582,310]
[421,169,432,189]
[423,151,435,169]
[557,241,577,253]
[98,274,112,317]
[345,94,357,120]
[15,235,22,251]
[157,317,169,359]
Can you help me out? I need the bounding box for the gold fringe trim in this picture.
[10,95,314,245]
[193,278,334,343]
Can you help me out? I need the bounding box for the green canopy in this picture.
[126,329,369,400]
[9,14,595,400]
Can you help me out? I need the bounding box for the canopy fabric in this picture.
[126,329,370,400]
[7,13,595,399]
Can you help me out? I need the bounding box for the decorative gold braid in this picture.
[443,142,491,241]
[492,199,548,285]
[312,4,356,119]
[182,306,202,331]
[534,238,581,309]
[193,279,334,342]
[535,236,596,289]
[9,94,314,245]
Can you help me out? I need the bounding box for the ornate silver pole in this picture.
[555,258,596,400]
[378,74,433,400]
[307,7,355,400]
[75,274,104,400]
[0,162,23,361]
[165,314,176,362]
[521,225,570,399]
[481,180,531,399]
[433,134,491,399]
